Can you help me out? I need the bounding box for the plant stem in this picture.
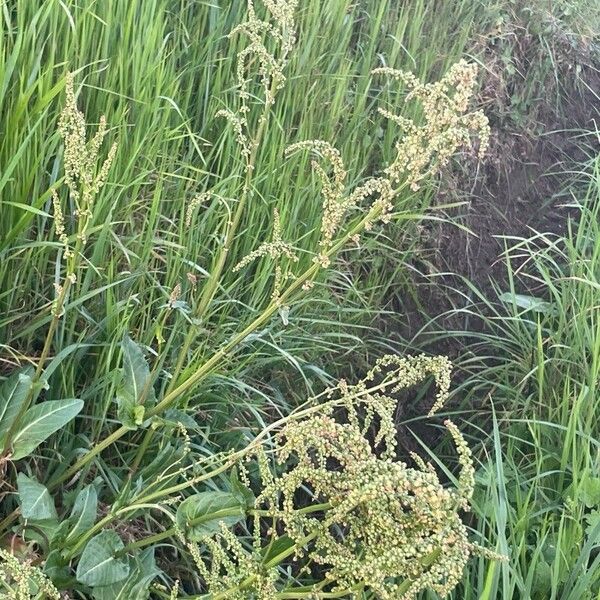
[121,502,333,555]
[168,80,277,389]
[44,205,382,489]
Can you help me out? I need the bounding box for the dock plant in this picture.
[0,0,502,597]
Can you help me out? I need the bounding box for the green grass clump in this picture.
[0,0,481,434]
[431,158,600,598]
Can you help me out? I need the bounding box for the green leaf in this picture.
[10,398,83,460]
[176,491,245,541]
[44,550,73,588]
[76,530,130,588]
[261,534,295,564]
[531,560,552,598]
[22,518,61,550]
[499,292,557,315]
[116,335,155,430]
[17,473,57,521]
[585,510,600,538]
[161,408,198,430]
[66,485,98,543]
[581,475,600,508]
[0,367,33,444]
[92,548,159,600]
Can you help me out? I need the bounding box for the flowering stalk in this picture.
[1,73,116,458]
[43,355,444,565]
[0,57,490,541]
[170,0,299,386]
[47,199,388,489]
[142,3,300,473]
[166,354,503,598]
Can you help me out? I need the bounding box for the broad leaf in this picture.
[0,367,33,444]
[44,549,73,588]
[10,398,83,460]
[17,473,57,520]
[22,518,61,550]
[66,485,98,543]
[116,335,155,430]
[531,560,552,598]
[176,491,246,541]
[92,548,159,600]
[76,530,130,587]
[585,509,600,537]
[499,292,557,315]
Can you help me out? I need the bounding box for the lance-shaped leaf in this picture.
[0,367,34,445]
[116,335,155,430]
[10,398,84,460]
[66,484,98,543]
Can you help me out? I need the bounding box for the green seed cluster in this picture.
[0,549,60,600]
[218,0,299,169]
[285,140,348,267]
[55,73,117,258]
[283,61,487,280]
[373,60,490,191]
[50,73,117,317]
[250,354,502,598]
[188,354,504,598]
[233,208,298,303]
[188,523,278,599]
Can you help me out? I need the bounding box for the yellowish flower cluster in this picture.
[286,140,347,267]
[54,72,117,260]
[249,354,504,599]
[280,61,488,284]
[190,354,504,599]
[0,549,60,600]
[215,108,253,161]
[219,0,298,170]
[51,189,68,248]
[233,0,299,108]
[185,191,212,227]
[188,522,278,599]
[373,60,490,190]
[233,208,298,303]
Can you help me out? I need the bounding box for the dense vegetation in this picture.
[0,0,598,598]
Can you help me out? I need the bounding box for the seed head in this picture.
[0,549,61,599]
[233,208,298,303]
[373,60,490,190]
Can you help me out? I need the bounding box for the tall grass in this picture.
[427,157,600,598]
[2,0,596,597]
[0,1,503,597]
[0,0,486,460]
